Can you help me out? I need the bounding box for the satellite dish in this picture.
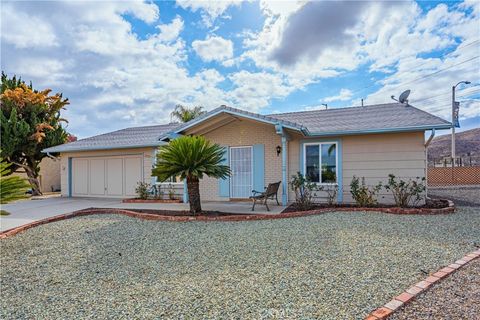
[398,90,411,104]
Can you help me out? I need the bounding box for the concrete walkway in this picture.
[0,197,284,231]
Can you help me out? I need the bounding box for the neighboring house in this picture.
[13,157,61,193]
[43,103,451,204]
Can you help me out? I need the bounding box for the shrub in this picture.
[350,176,382,207]
[319,184,338,206]
[135,182,150,200]
[384,174,426,207]
[290,172,317,211]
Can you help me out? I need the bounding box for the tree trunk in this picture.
[186,176,201,214]
[24,166,42,196]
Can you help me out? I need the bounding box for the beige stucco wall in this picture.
[188,118,426,205]
[59,147,156,197]
[191,118,283,201]
[288,131,426,204]
[341,131,426,204]
[13,157,61,193]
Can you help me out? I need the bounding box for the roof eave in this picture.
[307,123,452,137]
[42,142,165,154]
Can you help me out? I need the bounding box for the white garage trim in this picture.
[70,154,144,198]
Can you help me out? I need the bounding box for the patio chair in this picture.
[249,181,281,211]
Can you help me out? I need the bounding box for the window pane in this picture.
[321,143,336,183]
[305,145,320,182]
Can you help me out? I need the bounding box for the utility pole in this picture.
[451,81,471,167]
[451,85,455,167]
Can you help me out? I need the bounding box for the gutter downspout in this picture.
[46,152,58,160]
[424,129,435,201]
[275,124,289,206]
[424,128,435,148]
[281,136,288,206]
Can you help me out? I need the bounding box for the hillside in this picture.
[427,128,480,162]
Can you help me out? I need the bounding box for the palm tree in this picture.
[170,105,206,123]
[152,135,230,214]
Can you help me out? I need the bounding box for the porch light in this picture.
[276,145,282,156]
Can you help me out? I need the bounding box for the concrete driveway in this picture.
[0,197,283,232]
[1,197,121,231]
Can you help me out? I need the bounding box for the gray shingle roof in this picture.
[43,103,451,153]
[268,103,451,135]
[43,123,179,153]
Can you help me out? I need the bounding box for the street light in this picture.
[451,81,471,166]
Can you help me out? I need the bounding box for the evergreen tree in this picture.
[1,72,69,195]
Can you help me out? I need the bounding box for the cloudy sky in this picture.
[1,0,479,138]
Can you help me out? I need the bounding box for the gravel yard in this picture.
[1,207,479,319]
[391,258,480,320]
[429,185,480,207]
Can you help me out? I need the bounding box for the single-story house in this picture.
[43,103,451,205]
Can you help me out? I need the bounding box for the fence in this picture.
[429,156,480,168]
[427,166,480,186]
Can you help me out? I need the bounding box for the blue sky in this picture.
[1,0,479,138]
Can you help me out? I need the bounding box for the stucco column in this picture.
[281,136,288,206]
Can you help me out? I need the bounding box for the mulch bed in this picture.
[124,209,249,217]
[283,199,451,214]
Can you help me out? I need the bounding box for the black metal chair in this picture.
[249,181,281,211]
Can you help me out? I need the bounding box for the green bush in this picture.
[135,182,150,200]
[384,174,426,207]
[318,184,338,206]
[290,172,317,211]
[350,176,382,207]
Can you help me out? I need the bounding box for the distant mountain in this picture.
[427,128,480,162]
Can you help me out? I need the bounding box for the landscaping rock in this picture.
[391,258,480,320]
[1,207,479,319]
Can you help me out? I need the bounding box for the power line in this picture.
[412,87,480,104]
[352,55,479,99]
[455,39,480,51]
[350,39,480,97]
[388,56,480,90]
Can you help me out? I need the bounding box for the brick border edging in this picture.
[365,249,480,320]
[0,200,455,239]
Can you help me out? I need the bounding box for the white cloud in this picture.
[176,0,243,27]
[192,36,234,62]
[240,0,479,123]
[228,71,292,110]
[2,0,479,138]
[361,2,480,121]
[0,1,232,138]
[156,16,184,42]
[323,89,353,103]
[1,3,58,48]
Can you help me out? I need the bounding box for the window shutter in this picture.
[252,144,265,192]
[218,146,230,198]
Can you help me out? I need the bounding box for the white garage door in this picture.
[71,155,143,197]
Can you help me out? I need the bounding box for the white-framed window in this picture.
[303,142,338,184]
